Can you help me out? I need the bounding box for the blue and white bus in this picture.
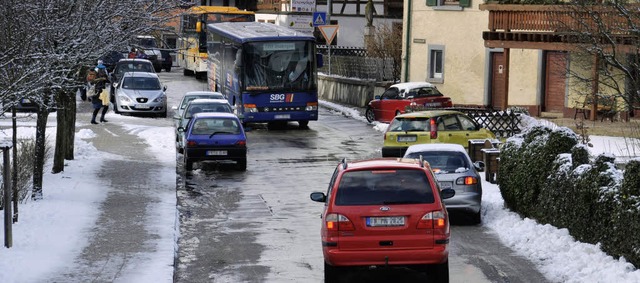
[206,22,321,127]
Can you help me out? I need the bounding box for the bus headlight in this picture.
[306,102,318,111]
[244,104,258,113]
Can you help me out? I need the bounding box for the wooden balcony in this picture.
[479,4,640,51]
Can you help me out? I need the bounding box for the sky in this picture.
[1,101,639,283]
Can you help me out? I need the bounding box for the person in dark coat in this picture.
[91,63,110,124]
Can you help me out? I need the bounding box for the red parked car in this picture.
[365,82,453,123]
[310,158,455,282]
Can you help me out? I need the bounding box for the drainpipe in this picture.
[403,0,412,83]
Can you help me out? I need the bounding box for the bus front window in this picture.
[244,41,312,91]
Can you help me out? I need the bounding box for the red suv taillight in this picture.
[457,176,478,185]
[430,118,438,139]
[417,210,447,229]
[325,213,355,231]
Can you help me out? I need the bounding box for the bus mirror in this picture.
[196,21,202,33]
[316,53,324,68]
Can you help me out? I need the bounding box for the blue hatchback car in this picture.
[180,112,247,171]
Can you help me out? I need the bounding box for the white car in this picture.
[172,91,225,128]
[112,71,167,117]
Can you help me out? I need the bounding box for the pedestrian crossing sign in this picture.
[312,12,327,27]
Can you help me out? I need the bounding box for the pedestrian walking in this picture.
[91,62,110,124]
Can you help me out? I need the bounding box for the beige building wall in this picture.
[403,2,539,107]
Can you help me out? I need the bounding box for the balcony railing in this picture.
[480,4,640,35]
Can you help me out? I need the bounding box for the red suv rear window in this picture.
[335,169,434,206]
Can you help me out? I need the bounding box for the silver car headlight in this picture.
[153,95,165,103]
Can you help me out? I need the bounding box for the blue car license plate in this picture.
[206,150,227,156]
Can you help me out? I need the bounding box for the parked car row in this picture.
[307,82,496,282]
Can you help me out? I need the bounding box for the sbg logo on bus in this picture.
[269,93,294,103]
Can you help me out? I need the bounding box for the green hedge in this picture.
[498,125,640,268]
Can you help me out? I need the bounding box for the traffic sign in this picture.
[318,25,339,44]
[312,12,327,27]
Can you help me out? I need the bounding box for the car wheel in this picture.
[183,69,194,76]
[158,110,167,118]
[154,66,162,72]
[195,72,205,80]
[423,260,449,283]
[298,120,309,129]
[165,66,171,72]
[471,209,482,225]
[324,262,340,283]
[365,107,376,123]
[236,158,247,171]
[113,100,120,114]
[184,155,193,171]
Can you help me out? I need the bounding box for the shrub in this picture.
[499,124,640,268]
[0,137,51,207]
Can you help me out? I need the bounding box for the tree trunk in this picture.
[31,100,50,201]
[52,89,69,173]
[65,90,77,160]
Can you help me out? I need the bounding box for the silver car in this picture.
[172,91,225,128]
[113,71,167,117]
[403,143,485,224]
[175,98,233,153]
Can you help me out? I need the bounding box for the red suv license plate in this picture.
[367,216,405,227]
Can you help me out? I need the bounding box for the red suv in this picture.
[310,158,455,282]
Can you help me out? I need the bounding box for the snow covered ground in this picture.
[1,102,639,283]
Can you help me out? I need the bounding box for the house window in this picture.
[426,0,470,9]
[428,45,444,83]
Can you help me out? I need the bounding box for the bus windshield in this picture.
[243,41,314,91]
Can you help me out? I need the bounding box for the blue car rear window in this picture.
[335,169,434,206]
[191,118,240,135]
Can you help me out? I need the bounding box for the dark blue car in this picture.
[180,112,247,171]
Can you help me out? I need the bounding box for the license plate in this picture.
[397,136,417,142]
[135,104,150,109]
[367,216,405,227]
[424,102,442,107]
[275,114,290,119]
[439,182,453,190]
[206,150,227,156]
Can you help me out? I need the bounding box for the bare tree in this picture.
[1,0,186,201]
[364,23,402,82]
[557,1,640,119]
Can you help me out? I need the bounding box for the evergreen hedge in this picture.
[498,125,640,268]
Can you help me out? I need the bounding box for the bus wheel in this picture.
[298,120,309,129]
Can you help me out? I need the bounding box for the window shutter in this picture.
[459,0,471,7]
[426,0,438,6]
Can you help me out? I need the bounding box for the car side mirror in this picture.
[440,188,455,200]
[112,82,118,88]
[310,192,326,203]
[474,161,485,172]
[163,86,167,92]
[374,95,381,100]
[177,127,184,133]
